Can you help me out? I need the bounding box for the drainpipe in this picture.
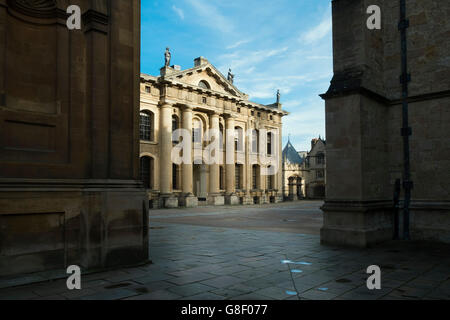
[399,0,413,240]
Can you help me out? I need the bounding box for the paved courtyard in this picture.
[0,201,449,300]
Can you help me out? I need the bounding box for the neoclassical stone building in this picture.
[140,57,288,208]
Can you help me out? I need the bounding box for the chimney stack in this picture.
[194,57,208,67]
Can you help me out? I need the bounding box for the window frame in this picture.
[140,156,154,190]
[235,164,242,190]
[140,110,153,142]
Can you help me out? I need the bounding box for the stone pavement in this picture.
[0,201,449,300]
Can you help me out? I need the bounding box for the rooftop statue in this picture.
[164,47,171,67]
[227,68,234,84]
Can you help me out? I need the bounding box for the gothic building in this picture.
[303,138,326,199]
[282,140,304,200]
[139,57,288,208]
[282,137,326,200]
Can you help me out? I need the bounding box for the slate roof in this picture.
[282,140,304,165]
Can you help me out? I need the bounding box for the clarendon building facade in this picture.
[139,57,288,208]
[282,137,326,200]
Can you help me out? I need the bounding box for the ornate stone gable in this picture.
[162,59,248,100]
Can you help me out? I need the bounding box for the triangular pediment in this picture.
[162,59,247,99]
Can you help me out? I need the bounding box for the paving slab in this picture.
[1,201,449,300]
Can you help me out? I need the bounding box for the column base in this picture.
[179,194,198,208]
[243,196,254,205]
[0,180,149,277]
[208,194,225,206]
[320,200,394,248]
[161,194,179,208]
[225,194,240,205]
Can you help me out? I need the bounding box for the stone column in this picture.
[276,126,283,203]
[208,112,224,206]
[160,103,178,208]
[180,105,197,207]
[199,164,208,199]
[225,115,239,205]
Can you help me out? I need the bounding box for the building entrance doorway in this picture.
[193,164,208,199]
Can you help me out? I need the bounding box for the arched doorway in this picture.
[140,156,154,190]
[296,177,303,198]
[193,163,208,200]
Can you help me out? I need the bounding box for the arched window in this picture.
[172,115,179,143]
[296,177,302,197]
[235,127,244,152]
[252,129,259,153]
[266,165,274,190]
[193,118,202,143]
[198,80,211,89]
[172,115,179,132]
[252,164,260,190]
[235,164,242,190]
[219,166,225,190]
[219,123,224,150]
[140,156,154,190]
[267,132,273,155]
[172,164,179,190]
[140,111,154,141]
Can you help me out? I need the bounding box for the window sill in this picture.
[141,140,157,145]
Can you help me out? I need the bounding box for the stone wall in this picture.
[0,0,148,277]
[321,0,450,246]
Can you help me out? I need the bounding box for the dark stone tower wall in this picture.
[0,0,148,276]
[321,0,450,247]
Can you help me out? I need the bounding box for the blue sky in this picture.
[141,0,332,152]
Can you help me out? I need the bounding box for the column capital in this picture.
[180,104,194,111]
[223,113,237,120]
[209,110,221,118]
[159,102,173,109]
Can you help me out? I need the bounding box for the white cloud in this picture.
[306,55,332,60]
[178,1,331,149]
[172,5,185,20]
[226,39,252,50]
[185,0,234,33]
[282,101,326,151]
[299,10,332,44]
[218,47,288,72]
